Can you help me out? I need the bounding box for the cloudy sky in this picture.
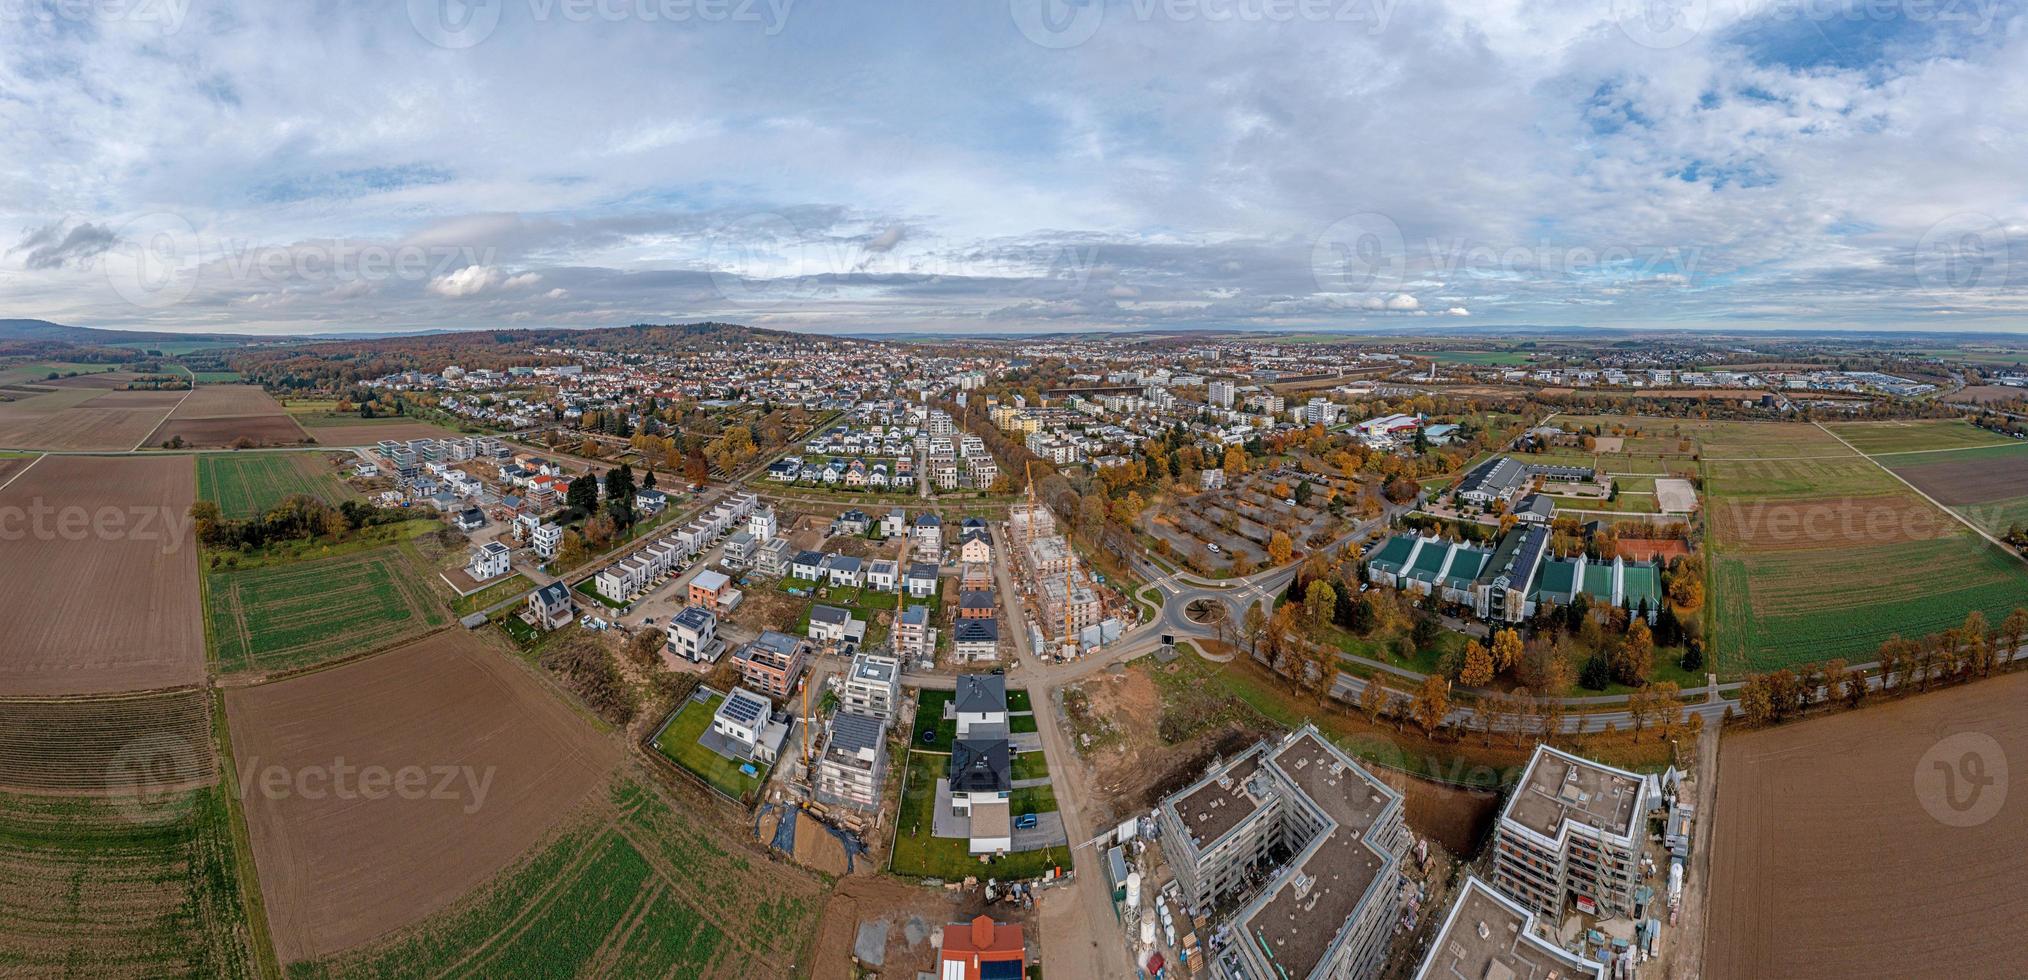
[2,0,2026,336]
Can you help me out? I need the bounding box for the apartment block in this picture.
[1490,745,1651,920]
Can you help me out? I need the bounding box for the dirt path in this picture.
[1671,719,1721,978]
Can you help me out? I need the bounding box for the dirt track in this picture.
[0,455,206,695]
[1704,672,2028,979]
[224,630,622,962]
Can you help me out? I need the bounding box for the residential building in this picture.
[792,550,827,581]
[957,590,997,620]
[1411,877,1605,980]
[866,558,900,593]
[894,604,935,663]
[466,540,511,581]
[905,562,940,598]
[754,537,791,576]
[813,710,887,809]
[939,916,1026,980]
[881,508,908,537]
[690,569,732,610]
[948,737,1011,817]
[711,687,781,763]
[958,525,993,564]
[840,652,901,721]
[748,505,778,543]
[1208,379,1236,408]
[532,522,562,560]
[826,554,866,588]
[807,604,864,650]
[722,530,756,567]
[527,581,574,630]
[1491,745,1651,920]
[1157,726,1410,980]
[666,605,725,664]
[952,618,999,662]
[953,674,1007,738]
[732,631,810,700]
[912,512,942,557]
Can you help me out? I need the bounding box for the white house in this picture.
[666,605,725,664]
[905,563,940,599]
[466,541,512,581]
[826,555,865,588]
[866,558,900,593]
[953,674,1008,737]
[711,687,773,750]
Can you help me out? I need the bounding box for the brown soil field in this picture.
[301,421,465,445]
[0,388,185,450]
[0,688,214,794]
[42,372,143,389]
[224,630,621,963]
[0,455,32,487]
[1705,672,2028,980]
[0,455,207,695]
[145,384,310,448]
[1708,493,1957,551]
[146,414,311,448]
[1952,385,2028,405]
[1894,454,2028,506]
[166,384,291,418]
[1366,767,1500,857]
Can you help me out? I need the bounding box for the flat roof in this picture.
[1238,731,1402,980]
[1166,748,1270,854]
[1414,877,1603,980]
[1501,744,1646,843]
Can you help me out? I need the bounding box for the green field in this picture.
[0,785,254,977]
[1702,423,2028,672]
[206,546,449,674]
[1540,493,1660,514]
[191,371,245,384]
[1708,538,2028,671]
[1825,419,2018,455]
[197,453,357,519]
[0,361,123,384]
[890,751,1071,881]
[292,778,822,979]
[652,693,769,801]
[450,574,535,616]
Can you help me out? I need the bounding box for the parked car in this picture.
[1015,813,1039,830]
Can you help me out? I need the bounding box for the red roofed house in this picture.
[939,915,1025,980]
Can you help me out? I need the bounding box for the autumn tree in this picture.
[1303,581,1337,640]
[1409,674,1451,735]
[1459,641,1495,687]
[1267,530,1293,566]
[1359,674,1389,722]
[1490,628,1524,675]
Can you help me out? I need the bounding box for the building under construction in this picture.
[1009,499,1101,641]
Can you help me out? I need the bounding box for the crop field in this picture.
[225,631,621,964]
[1883,441,2028,537]
[205,546,450,675]
[198,453,359,519]
[291,776,824,978]
[1705,671,2028,980]
[0,784,255,977]
[0,688,214,794]
[147,385,308,448]
[0,386,184,451]
[1702,424,2028,672]
[0,455,207,696]
[296,420,467,445]
[1823,418,2018,455]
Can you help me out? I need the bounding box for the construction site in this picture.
[1007,491,1116,659]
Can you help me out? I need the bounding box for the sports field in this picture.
[205,546,449,675]
[291,777,824,978]
[1702,422,2028,672]
[197,453,358,519]
[0,785,255,976]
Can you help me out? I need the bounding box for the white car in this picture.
[1207,542,1222,553]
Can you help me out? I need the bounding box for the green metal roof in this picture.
[1621,565,1663,607]
[1408,541,1450,580]
[1531,558,1578,600]
[1370,535,1416,573]
[1442,548,1488,589]
[1581,564,1616,602]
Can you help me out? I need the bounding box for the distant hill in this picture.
[0,319,271,346]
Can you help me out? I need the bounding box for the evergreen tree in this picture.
[1680,639,1705,673]
[1579,652,1612,691]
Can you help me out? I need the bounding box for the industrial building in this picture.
[1366,527,1663,624]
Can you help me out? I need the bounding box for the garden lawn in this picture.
[889,751,1071,881]
[652,694,769,801]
